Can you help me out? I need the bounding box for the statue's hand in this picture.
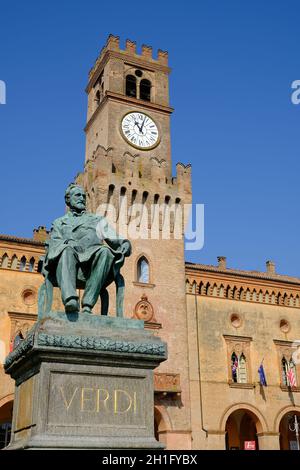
[120,241,131,256]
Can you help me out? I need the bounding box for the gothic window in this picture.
[231,352,248,383]
[282,357,289,386]
[10,255,18,270]
[137,256,150,283]
[19,256,26,271]
[282,357,297,387]
[13,331,24,349]
[126,75,137,98]
[231,352,238,382]
[1,253,8,268]
[239,353,247,383]
[29,257,35,272]
[140,79,151,101]
[274,340,300,389]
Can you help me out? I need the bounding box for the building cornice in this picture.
[185,261,300,287]
[0,234,45,248]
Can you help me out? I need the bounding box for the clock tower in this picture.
[76,35,192,449]
[84,35,172,171]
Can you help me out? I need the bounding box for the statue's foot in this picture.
[65,298,80,313]
[82,304,92,314]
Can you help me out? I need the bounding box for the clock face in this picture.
[121,112,159,149]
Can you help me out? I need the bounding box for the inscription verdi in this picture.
[60,386,137,414]
[47,373,146,428]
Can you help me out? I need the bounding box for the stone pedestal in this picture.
[4,312,167,449]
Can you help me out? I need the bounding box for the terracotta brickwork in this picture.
[186,258,300,450]
[76,36,193,449]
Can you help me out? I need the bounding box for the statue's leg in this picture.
[56,246,79,311]
[115,273,125,318]
[82,248,114,312]
[100,288,109,316]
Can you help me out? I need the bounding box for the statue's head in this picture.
[65,184,86,213]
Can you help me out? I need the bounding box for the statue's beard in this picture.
[70,205,86,214]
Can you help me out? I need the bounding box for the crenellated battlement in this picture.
[75,145,192,219]
[89,34,169,81]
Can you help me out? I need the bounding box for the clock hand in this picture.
[140,116,146,133]
[134,120,142,133]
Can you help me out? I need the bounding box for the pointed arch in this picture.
[1,253,9,268]
[10,255,18,270]
[28,257,35,272]
[125,74,137,98]
[265,291,270,303]
[136,255,150,283]
[219,284,224,298]
[19,256,26,271]
[271,291,276,304]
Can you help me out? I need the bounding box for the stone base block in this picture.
[4,312,167,450]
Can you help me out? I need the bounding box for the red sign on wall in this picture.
[244,441,256,450]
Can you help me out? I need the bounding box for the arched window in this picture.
[231,352,239,383]
[13,331,24,349]
[137,256,150,283]
[29,257,35,272]
[126,75,137,98]
[1,253,9,268]
[140,79,151,101]
[231,352,247,383]
[282,357,289,386]
[19,256,26,271]
[283,358,298,387]
[238,353,247,383]
[289,359,297,387]
[10,255,18,270]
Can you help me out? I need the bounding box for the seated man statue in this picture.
[43,183,131,314]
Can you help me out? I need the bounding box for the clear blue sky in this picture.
[1,0,300,276]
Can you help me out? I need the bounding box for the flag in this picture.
[287,368,297,388]
[232,356,238,374]
[258,363,267,386]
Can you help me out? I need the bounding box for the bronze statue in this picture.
[38,184,131,316]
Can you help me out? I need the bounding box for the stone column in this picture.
[257,432,280,450]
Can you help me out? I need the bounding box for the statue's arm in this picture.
[45,220,67,262]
